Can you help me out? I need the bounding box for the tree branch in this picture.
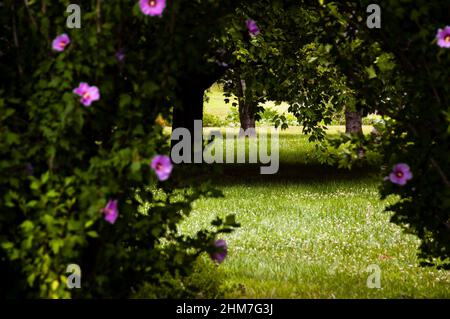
[12,1,23,76]
[430,157,450,188]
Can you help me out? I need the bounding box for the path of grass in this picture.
[179,128,450,298]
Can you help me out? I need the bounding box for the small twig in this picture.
[430,157,450,188]
[170,1,176,35]
[422,62,442,105]
[24,0,38,29]
[96,0,101,33]
[408,124,450,188]
[95,0,102,83]
[11,2,23,76]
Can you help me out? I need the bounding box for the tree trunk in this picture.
[171,83,204,162]
[237,78,256,135]
[172,84,204,139]
[345,109,363,135]
[170,66,227,161]
[239,104,256,131]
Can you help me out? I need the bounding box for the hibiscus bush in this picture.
[0,0,239,298]
[319,0,450,267]
[364,0,450,267]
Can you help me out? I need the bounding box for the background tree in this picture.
[214,2,283,132]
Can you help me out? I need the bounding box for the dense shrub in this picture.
[225,107,240,126]
[224,105,297,127]
[203,113,226,127]
[0,0,239,298]
[132,257,235,298]
[313,129,384,169]
[368,0,450,267]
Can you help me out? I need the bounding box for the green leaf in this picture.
[41,172,50,184]
[26,200,38,208]
[375,53,396,72]
[119,94,132,108]
[30,180,40,191]
[46,189,59,198]
[5,132,20,145]
[366,66,377,79]
[20,220,34,232]
[27,273,36,286]
[87,231,99,238]
[142,81,159,96]
[84,220,95,229]
[1,242,14,250]
[50,239,64,254]
[64,176,75,187]
[1,108,15,120]
[51,280,59,291]
[131,161,141,172]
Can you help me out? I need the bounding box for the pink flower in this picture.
[52,34,71,52]
[73,82,100,107]
[139,0,166,17]
[246,19,260,36]
[115,49,125,63]
[210,239,228,264]
[436,26,450,48]
[389,163,413,186]
[150,155,173,181]
[101,199,119,224]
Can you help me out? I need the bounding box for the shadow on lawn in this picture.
[208,163,379,186]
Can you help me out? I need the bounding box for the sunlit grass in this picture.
[179,128,450,298]
[204,83,290,119]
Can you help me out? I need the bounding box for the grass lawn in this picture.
[179,127,450,298]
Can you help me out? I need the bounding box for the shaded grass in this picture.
[179,128,450,298]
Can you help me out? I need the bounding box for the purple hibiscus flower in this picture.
[246,19,260,36]
[436,26,450,48]
[102,199,119,224]
[139,0,166,17]
[52,34,71,52]
[115,49,126,63]
[210,239,228,264]
[73,82,100,107]
[150,155,173,181]
[389,163,413,186]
